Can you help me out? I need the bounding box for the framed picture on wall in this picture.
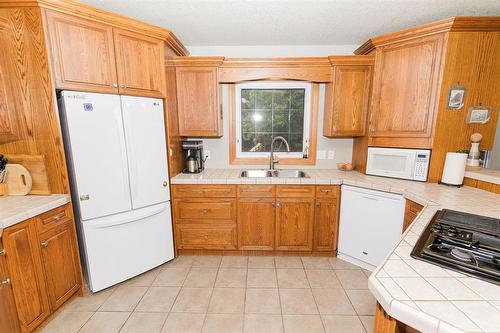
[467,106,491,124]
[447,85,465,109]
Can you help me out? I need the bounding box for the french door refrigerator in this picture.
[59,91,174,292]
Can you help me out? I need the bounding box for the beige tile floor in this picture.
[39,256,376,333]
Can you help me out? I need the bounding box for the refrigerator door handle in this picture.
[115,112,131,202]
[123,113,139,199]
[93,205,166,229]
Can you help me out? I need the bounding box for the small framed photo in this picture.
[467,106,491,124]
[447,85,465,109]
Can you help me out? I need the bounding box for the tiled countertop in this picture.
[0,194,71,239]
[465,169,500,185]
[172,168,500,333]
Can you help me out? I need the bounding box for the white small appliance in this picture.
[59,91,174,292]
[366,147,431,181]
[441,152,468,186]
[338,185,405,270]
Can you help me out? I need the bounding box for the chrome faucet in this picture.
[269,136,290,170]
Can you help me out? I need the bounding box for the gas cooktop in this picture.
[411,209,500,285]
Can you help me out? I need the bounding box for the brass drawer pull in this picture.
[203,235,209,240]
[316,203,321,207]
[320,189,331,193]
[0,249,5,256]
[41,242,49,248]
[202,209,209,214]
[0,278,11,286]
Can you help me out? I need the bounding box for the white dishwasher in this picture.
[338,185,405,270]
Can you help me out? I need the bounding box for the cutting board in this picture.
[5,164,32,195]
[5,154,51,194]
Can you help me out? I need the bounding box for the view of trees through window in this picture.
[240,88,306,153]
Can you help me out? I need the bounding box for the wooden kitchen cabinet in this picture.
[368,34,445,148]
[45,11,165,97]
[313,186,340,252]
[45,11,119,93]
[113,29,165,97]
[176,66,221,137]
[275,198,315,251]
[0,239,21,333]
[3,220,51,333]
[39,218,81,310]
[237,198,275,250]
[402,199,424,232]
[1,204,82,333]
[323,57,373,137]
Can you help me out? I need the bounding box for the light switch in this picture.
[317,150,326,159]
[328,150,335,160]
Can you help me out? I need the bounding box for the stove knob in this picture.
[447,227,458,237]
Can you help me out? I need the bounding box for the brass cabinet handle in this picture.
[163,181,168,187]
[113,83,118,88]
[320,189,331,193]
[275,203,281,207]
[202,209,208,214]
[120,84,126,88]
[271,202,275,207]
[54,215,61,221]
[203,235,209,240]
[0,278,11,286]
[316,203,321,207]
[41,242,49,248]
[0,249,5,256]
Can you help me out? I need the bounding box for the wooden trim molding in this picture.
[355,16,500,55]
[229,83,319,166]
[166,56,225,67]
[1,0,189,55]
[328,55,375,65]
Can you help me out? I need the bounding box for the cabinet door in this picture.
[275,198,315,251]
[324,65,372,137]
[3,220,50,333]
[313,200,339,252]
[237,198,275,250]
[39,219,81,310]
[0,241,20,333]
[114,29,165,97]
[0,17,19,143]
[45,11,118,93]
[369,34,444,147]
[176,67,221,137]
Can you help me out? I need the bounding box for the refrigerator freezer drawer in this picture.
[81,202,174,292]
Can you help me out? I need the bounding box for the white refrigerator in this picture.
[59,91,174,292]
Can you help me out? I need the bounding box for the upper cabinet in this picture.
[169,57,224,137]
[0,17,18,143]
[114,29,165,97]
[45,11,118,93]
[45,10,166,97]
[323,56,374,137]
[368,34,445,147]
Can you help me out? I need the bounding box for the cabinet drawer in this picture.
[315,186,339,199]
[172,185,236,198]
[174,199,235,221]
[175,225,236,249]
[35,204,71,234]
[276,185,315,198]
[237,185,275,198]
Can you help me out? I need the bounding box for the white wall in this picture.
[488,117,500,169]
[198,84,353,169]
[187,45,358,57]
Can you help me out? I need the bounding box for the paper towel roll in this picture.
[441,152,467,185]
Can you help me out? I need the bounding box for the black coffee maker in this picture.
[182,140,204,174]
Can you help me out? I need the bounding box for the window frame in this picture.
[229,82,319,166]
[235,81,311,159]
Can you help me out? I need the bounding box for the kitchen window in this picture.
[234,81,312,159]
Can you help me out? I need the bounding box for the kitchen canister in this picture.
[441,152,468,186]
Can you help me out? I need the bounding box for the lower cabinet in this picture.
[1,204,82,333]
[3,220,51,333]
[275,198,315,251]
[172,184,340,253]
[0,239,21,333]
[237,198,275,250]
[402,199,424,232]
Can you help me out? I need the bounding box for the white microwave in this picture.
[366,147,431,181]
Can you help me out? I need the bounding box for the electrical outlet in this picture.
[205,150,211,160]
[317,150,326,159]
[328,150,335,160]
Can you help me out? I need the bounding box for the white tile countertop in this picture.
[0,194,71,239]
[172,168,500,333]
[465,169,500,185]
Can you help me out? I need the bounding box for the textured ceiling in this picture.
[80,0,500,46]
